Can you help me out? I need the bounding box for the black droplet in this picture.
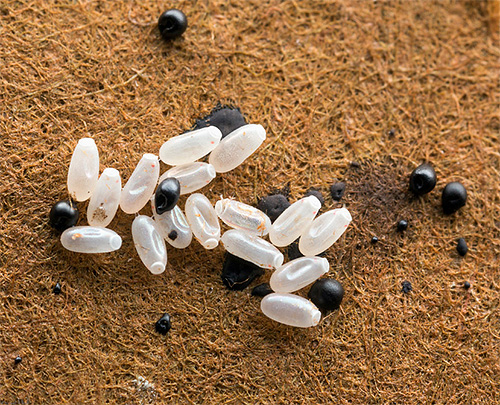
[308,279,344,311]
[251,283,273,297]
[330,182,346,201]
[409,163,437,196]
[371,236,379,244]
[168,230,178,241]
[456,238,468,256]
[49,200,79,231]
[155,178,181,215]
[257,194,290,223]
[442,182,467,215]
[14,356,22,364]
[463,281,471,290]
[304,188,324,206]
[194,105,247,139]
[401,280,412,293]
[397,219,408,232]
[221,253,264,291]
[155,313,171,335]
[53,283,61,295]
[158,9,187,41]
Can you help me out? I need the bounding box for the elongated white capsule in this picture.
[159,162,216,195]
[208,124,266,173]
[185,193,220,249]
[132,215,167,275]
[299,208,352,256]
[221,229,284,269]
[61,226,122,253]
[215,198,271,236]
[269,195,321,247]
[67,138,99,201]
[87,168,121,227]
[159,127,222,166]
[152,199,192,249]
[270,257,329,293]
[120,154,159,214]
[261,293,321,328]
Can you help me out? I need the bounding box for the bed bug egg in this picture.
[298,207,352,256]
[185,193,220,249]
[67,138,99,202]
[60,226,122,253]
[270,257,329,293]
[209,124,266,173]
[215,198,271,236]
[221,229,284,269]
[159,162,216,195]
[120,154,159,214]
[87,168,121,227]
[260,293,322,328]
[152,199,193,249]
[159,126,222,166]
[132,215,167,275]
[269,195,321,247]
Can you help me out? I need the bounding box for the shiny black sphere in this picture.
[155,178,181,215]
[409,163,436,196]
[49,200,79,231]
[308,279,344,311]
[397,219,408,232]
[442,182,467,215]
[158,9,187,40]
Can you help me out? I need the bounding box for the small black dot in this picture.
[14,356,22,364]
[330,182,346,201]
[53,283,61,294]
[463,281,471,290]
[371,236,379,244]
[397,220,408,232]
[456,238,468,256]
[168,230,178,241]
[388,128,396,137]
[155,313,171,335]
[401,280,412,293]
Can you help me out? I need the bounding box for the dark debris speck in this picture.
[463,281,471,290]
[456,238,468,256]
[371,236,379,244]
[401,280,412,293]
[330,182,346,201]
[168,230,178,241]
[257,194,290,223]
[14,356,22,364]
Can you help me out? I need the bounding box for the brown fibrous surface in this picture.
[0,1,499,404]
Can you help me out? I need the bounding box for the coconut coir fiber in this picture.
[0,1,499,403]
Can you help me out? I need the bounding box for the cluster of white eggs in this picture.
[61,123,351,328]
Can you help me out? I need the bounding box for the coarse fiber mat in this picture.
[0,0,499,404]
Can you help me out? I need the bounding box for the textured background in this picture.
[0,0,499,403]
